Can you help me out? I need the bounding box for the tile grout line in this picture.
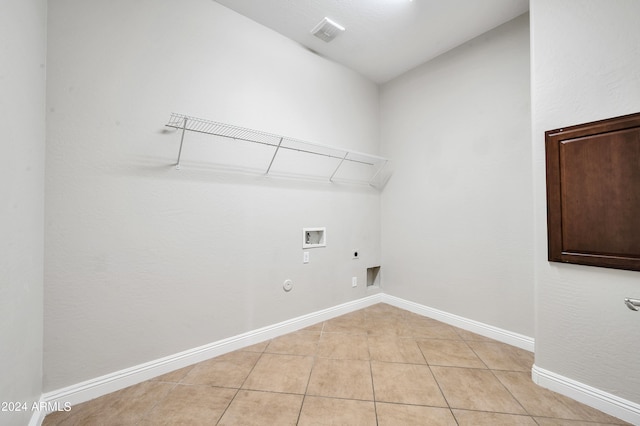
[444,339,488,425]
[365,326,379,426]
[473,341,537,422]
[294,322,323,425]
[365,306,384,425]
[214,341,269,425]
[135,380,181,425]
[413,323,461,426]
[43,303,629,425]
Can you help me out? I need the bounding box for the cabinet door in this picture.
[545,112,640,271]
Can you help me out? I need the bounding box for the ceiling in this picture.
[214,0,529,83]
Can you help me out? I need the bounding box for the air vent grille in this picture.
[310,17,345,43]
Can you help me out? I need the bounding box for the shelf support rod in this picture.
[175,117,188,170]
[329,152,349,182]
[265,137,284,175]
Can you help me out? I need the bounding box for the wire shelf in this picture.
[165,113,389,186]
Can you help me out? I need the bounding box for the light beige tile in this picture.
[217,390,303,426]
[241,340,270,353]
[551,392,630,424]
[494,371,579,419]
[368,335,425,364]
[466,341,533,372]
[298,396,376,425]
[534,417,629,426]
[265,331,320,356]
[365,316,407,336]
[141,384,235,425]
[417,339,486,368]
[362,303,407,318]
[452,409,538,425]
[431,366,526,414]
[399,314,462,340]
[307,358,373,400]
[323,311,367,334]
[50,307,629,426]
[50,381,175,425]
[99,380,175,423]
[495,371,625,424]
[401,323,462,340]
[403,311,446,327]
[151,365,195,383]
[454,328,495,342]
[317,333,369,360]
[242,353,313,394]
[376,403,457,426]
[371,361,447,406]
[181,350,260,388]
[41,400,100,426]
[42,408,73,425]
[301,322,324,332]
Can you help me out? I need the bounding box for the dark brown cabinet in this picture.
[545,112,640,271]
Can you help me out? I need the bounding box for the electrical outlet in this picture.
[352,276,357,287]
[303,251,309,264]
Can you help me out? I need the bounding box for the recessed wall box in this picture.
[303,227,326,249]
[367,266,380,287]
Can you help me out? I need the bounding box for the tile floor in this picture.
[43,303,629,425]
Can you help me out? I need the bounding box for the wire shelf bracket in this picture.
[165,113,389,186]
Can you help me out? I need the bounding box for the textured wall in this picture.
[44,0,380,391]
[531,0,640,403]
[379,15,533,337]
[0,0,46,424]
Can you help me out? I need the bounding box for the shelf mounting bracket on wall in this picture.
[165,113,389,187]
[265,137,284,175]
[175,116,188,170]
[329,152,349,182]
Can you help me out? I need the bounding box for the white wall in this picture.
[39,0,640,413]
[44,0,380,391]
[0,0,46,424]
[531,0,640,404]
[380,14,533,337]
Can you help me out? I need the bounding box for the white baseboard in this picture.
[384,295,640,424]
[532,364,640,425]
[39,294,383,419]
[29,401,47,426]
[381,294,535,352]
[38,293,638,426]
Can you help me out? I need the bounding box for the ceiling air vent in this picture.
[310,17,345,43]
